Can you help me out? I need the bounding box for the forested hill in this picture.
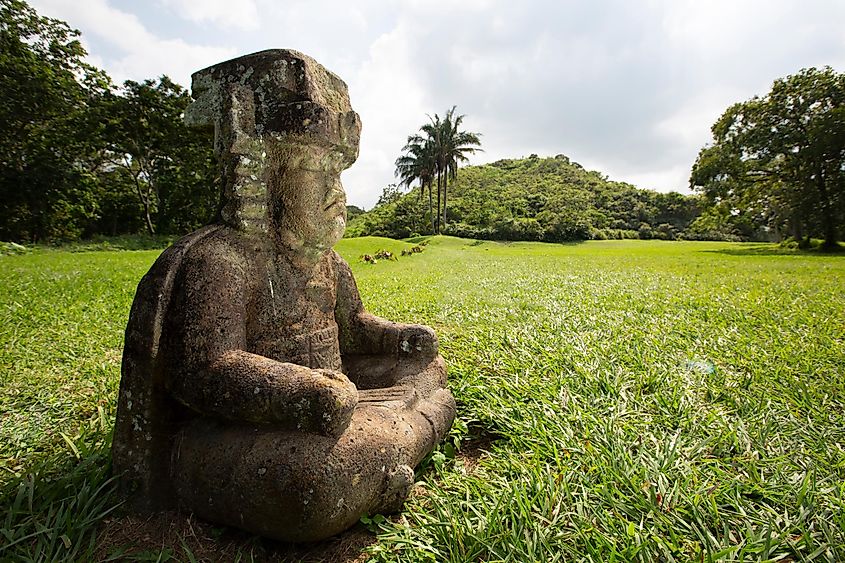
[347,154,708,242]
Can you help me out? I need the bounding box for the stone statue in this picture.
[111,49,456,542]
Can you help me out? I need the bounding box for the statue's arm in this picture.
[166,249,356,437]
[333,252,438,362]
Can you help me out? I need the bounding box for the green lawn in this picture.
[2,237,844,561]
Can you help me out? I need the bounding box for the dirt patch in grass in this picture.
[95,510,377,562]
[457,432,500,474]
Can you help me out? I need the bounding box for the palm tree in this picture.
[395,106,481,234]
[419,114,443,233]
[395,134,436,233]
[437,106,482,232]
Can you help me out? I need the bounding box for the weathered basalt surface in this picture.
[112,49,456,542]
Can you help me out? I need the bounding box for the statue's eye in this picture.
[298,155,322,171]
[317,152,343,171]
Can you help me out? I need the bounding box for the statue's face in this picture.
[270,145,348,254]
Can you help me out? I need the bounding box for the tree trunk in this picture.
[814,170,838,249]
[822,226,838,250]
[127,156,156,235]
[435,172,442,234]
[791,211,803,242]
[428,180,434,234]
[133,171,155,235]
[143,206,155,236]
[442,174,448,232]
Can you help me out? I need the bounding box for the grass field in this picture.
[1,237,844,561]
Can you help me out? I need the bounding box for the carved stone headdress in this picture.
[184,49,361,232]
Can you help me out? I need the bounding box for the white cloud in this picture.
[25,0,845,206]
[30,0,235,86]
[342,22,430,208]
[643,89,749,193]
[160,0,260,31]
[622,164,695,194]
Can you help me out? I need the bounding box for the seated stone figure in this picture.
[111,49,456,542]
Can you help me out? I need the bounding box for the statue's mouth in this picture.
[323,192,346,213]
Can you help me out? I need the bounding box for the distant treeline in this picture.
[347,155,730,242]
[8,2,838,247]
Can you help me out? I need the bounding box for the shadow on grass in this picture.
[97,511,378,563]
[702,243,845,258]
[97,429,508,562]
[61,234,176,252]
[4,234,178,253]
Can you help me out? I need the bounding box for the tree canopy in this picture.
[102,78,216,235]
[0,0,108,241]
[690,67,845,248]
[0,0,215,243]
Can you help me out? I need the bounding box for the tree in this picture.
[0,0,218,242]
[346,204,365,222]
[0,0,111,242]
[395,134,436,233]
[435,106,482,232]
[102,77,216,235]
[690,67,845,248]
[395,106,482,234]
[375,183,403,207]
[419,114,444,233]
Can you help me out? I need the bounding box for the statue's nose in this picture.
[184,85,215,131]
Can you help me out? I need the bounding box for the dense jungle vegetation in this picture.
[0,0,215,243]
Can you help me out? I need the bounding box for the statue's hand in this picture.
[266,366,358,436]
[397,325,438,362]
[312,369,358,437]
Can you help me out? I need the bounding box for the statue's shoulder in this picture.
[125,225,227,356]
[173,225,249,271]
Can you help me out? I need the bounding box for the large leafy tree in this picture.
[102,77,216,235]
[690,67,845,248]
[0,0,216,242]
[0,0,111,241]
[395,107,482,234]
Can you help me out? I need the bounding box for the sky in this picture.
[29,0,845,209]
